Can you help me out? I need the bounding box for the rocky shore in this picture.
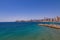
[38,24,60,29]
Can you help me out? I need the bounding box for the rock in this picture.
[38,24,60,29]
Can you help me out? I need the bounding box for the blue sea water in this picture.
[0,22,60,40]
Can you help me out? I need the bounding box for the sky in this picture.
[0,0,60,22]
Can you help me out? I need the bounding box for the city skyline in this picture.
[0,0,60,22]
[16,16,60,22]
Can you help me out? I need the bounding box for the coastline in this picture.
[38,24,60,29]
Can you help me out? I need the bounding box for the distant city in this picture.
[16,16,60,22]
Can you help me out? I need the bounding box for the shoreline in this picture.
[38,24,60,29]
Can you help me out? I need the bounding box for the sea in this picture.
[0,22,60,40]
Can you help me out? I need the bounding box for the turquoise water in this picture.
[0,22,60,40]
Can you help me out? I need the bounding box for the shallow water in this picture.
[0,22,60,40]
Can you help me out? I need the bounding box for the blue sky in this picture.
[0,0,60,22]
